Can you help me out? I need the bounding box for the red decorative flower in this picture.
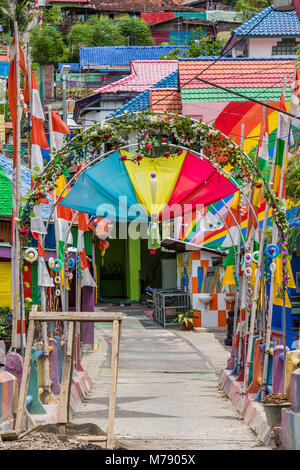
[103,134,110,140]
[162,137,166,142]
[163,152,170,157]
[136,155,143,162]
[145,131,150,137]
[121,155,127,161]
[146,142,152,150]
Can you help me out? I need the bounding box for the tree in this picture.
[67,16,125,62]
[43,5,63,26]
[0,0,35,34]
[160,29,226,60]
[235,0,272,19]
[117,17,154,46]
[30,24,66,66]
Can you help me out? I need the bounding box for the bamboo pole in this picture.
[260,71,293,399]
[12,22,22,350]
[243,103,272,393]
[233,125,244,368]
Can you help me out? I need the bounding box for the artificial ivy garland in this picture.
[19,110,290,297]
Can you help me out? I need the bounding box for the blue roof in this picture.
[109,70,178,118]
[0,155,53,221]
[80,46,189,67]
[153,70,178,89]
[0,62,9,78]
[58,63,81,72]
[232,5,300,37]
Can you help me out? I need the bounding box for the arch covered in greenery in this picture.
[20,110,290,297]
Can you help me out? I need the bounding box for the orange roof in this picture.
[179,57,295,90]
[150,89,181,113]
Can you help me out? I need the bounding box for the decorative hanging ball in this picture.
[270,262,276,273]
[54,275,61,284]
[244,252,252,264]
[23,247,38,263]
[55,289,61,297]
[244,267,252,277]
[265,244,280,259]
[252,251,260,264]
[53,258,63,272]
[48,257,55,269]
[151,173,156,178]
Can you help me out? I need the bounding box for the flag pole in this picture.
[277,66,297,393]
[11,21,22,351]
[260,75,289,399]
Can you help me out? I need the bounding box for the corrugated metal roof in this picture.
[179,57,295,102]
[181,87,292,102]
[232,5,300,37]
[150,89,181,113]
[0,62,9,78]
[80,46,189,67]
[109,70,178,117]
[0,155,53,220]
[95,60,178,93]
[58,63,81,72]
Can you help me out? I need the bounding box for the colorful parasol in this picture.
[61,149,238,223]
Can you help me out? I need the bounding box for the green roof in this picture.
[181,87,292,103]
[0,165,12,216]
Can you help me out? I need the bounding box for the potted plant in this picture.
[0,307,12,354]
[175,310,194,330]
[261,393,291,428]
[192,309,201,328]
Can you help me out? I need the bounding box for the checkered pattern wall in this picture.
[178,250,234,328]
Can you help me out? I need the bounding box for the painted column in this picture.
[127,235,141,302]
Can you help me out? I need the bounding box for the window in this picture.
[272,38,298,56]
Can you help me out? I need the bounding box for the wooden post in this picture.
[15,313,36,433]
[57,320,75,425]
[107,319,121,449]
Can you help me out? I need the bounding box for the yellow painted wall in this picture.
[0,114,5,144]
[0,262,12,307]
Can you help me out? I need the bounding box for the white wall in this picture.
[248,37,300,57]
[81,98,127,127]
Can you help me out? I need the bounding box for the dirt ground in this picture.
[0,423,124,451]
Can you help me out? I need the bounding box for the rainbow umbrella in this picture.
[60,150,237,223]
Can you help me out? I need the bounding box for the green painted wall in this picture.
[126,235,141,302]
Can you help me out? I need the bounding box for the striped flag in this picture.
[50,109,70,151]
[30,70,49,174]
[77,212,96,287]
[222,191,241,286]
[221,190,241,249]
[273,91,289,197]
[247,184,262,245]
[257,109,270,180]
[290,66,300,130]
[56,175,74,259]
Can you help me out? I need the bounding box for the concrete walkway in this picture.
[73,306,270,450]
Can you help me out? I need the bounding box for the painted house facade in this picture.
[224,4,300,58]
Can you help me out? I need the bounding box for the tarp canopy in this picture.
[61,149,237,222]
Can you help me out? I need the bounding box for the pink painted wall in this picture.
[181,101,228,124]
